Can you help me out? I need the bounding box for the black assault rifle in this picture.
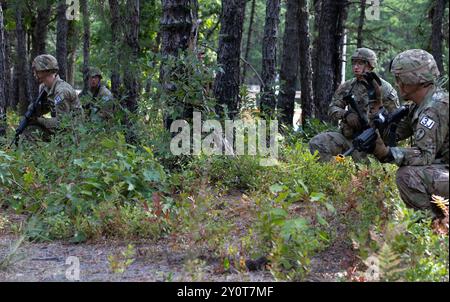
[9,89,48,148]
[340,94,409,157]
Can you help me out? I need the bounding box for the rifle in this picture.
[9,89,48,148]
[339,105,410,157]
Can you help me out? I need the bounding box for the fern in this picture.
[378,243,405,281]
[431,195,449,217]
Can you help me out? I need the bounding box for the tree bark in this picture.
[0,4,6,135]
[56,0,68,81]
[109,0,121,97]
[356,0,366,48]
[260,0,281,118]
[67,20,77,87]
[242,0,256,84]
[30,1,51,98]
[431,0,446,74]
[298,0,314,124]
[15,1,33,114]
[278,0,299,127]
[213,0,246,118]
[312,0,348,122]
[160,0,194,57]
[160,0,194,129]
[81,0,90,93]
[123,0,140,113]
[4,26,12,109]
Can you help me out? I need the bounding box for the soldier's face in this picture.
[89,76,101,89]
[352,60,371,77]
[395,77,422,102]
[34,70,55,87]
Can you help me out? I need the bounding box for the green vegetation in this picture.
[1,106,447,281]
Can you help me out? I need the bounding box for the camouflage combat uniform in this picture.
[26,55,82,141]
[309,48,399,162]
[79,67,114,120]
[379,49,449,216]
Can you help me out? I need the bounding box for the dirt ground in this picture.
[0,192,354,282]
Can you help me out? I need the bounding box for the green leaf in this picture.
[143,169,160,182]
[80,190,93,196]
[70,231,87,244]
[310,192,325,202]
[23,171,34,186]
[316,213,329,227]
[269,208,288,225]
[223,257,230,270]
[269,184,284,194]
[295,179,309,194]
[73,158,84,167]
[275,191,289,203]
[280,218,309,240]
[324,202,336,214]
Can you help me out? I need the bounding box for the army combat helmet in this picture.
[88,67,102,79]
[32,54,59,72]
[390,49,440,85]
[351,48,377,69]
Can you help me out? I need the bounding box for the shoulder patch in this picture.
[419,116,436,129]
[415,128,426,141]
[54,95,63,105]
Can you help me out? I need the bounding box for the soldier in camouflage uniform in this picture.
[79,67,114,120]
[25,54,82,141]
[371,49,448,218]
[309,48,400,162]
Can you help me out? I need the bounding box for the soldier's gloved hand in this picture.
[363,72,382,86]
[373,130,390,160]
[344,111,361,129]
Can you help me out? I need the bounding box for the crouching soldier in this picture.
[79,67,114,121]
[24,54,82,141]
[309,48,400,162]
[370,49,448,219]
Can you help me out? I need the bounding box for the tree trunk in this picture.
[67,20,77,87]
[356,0,366,48]
[123,0,140,113]
[260,0,281,119]
[298,0,314,124]
[431,0,446,74]
[313,0,348,122]
[15,1,32,114]
[56,0,68,81]
[160,0,194,57]
[31,1,50,98]
[334,0,348,87]
[4,26,12,109]
[0,4,6,135]
[109,0,121,97]
[278,0,299,127]
[213,0,246,118]
[160,0,195,129]
[81,0,90,93]
[242,0,256,84]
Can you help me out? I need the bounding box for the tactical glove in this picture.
[344,111,361,129]
[373,130,390,161]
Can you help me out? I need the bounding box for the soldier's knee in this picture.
[396,166,412,189]
[309,134,322,151]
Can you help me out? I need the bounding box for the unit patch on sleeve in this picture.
[415,128,426,141]
[54,95,63,105]
[419,116,436,129]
